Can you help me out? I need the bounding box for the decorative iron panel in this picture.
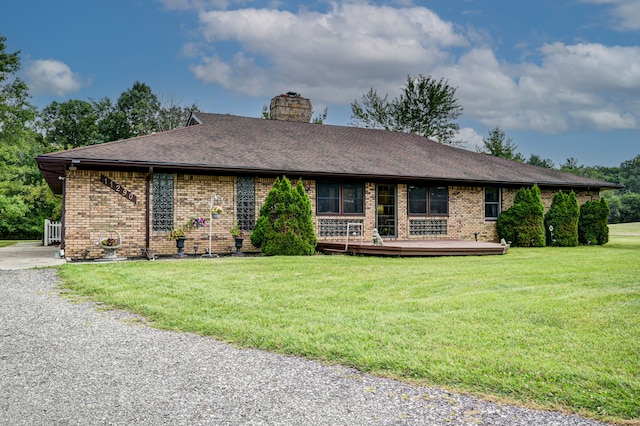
[152,174,174,232]
[237,177,255,231]
[318,219,364,237]
[409,219,448,236]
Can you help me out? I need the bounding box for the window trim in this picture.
[316,182,365,215]
[407,185,449,216]
[484,187,501,221]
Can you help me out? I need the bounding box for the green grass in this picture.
[56,225,640,424]
[0,240,19,248]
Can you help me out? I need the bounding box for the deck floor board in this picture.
[317,239,509,256]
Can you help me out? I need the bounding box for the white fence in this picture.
[44,219,62,246]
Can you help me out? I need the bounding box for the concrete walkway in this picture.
[0,242,66,270]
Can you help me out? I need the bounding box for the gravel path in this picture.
[1,269,609,425]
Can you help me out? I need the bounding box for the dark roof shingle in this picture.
[37,112,621,193]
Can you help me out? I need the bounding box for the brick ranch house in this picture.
[36,94,620,260]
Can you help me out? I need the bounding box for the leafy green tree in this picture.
[0,35,59,238]
[115,81,161,138]
[350,74,463,144]
[497,184,546,247]
[476,126,524,162]
[544,191,579,246]
[526,154,555,169]
[0,36,36,143]
[41,99,99,149]
[251,176,316,255]
[578,198,610,245]
[156,92,199,132]
[618,193,640,223]
[311,107,328,124]
[619,154,640,194]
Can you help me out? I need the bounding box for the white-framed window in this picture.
[484,187,501,220]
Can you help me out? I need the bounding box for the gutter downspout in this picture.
[145,167,153,258]
[60,173,66,253]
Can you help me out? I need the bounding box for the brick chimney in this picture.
[269,92,312,122]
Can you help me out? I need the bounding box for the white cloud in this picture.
[190,3,467,102]
[190,52,268,94]
[180,1,640,134]
[25,59,84,96]
[580,0,640,30]
[456,127,484,151]
[438,42,640,133]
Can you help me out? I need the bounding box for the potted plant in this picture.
[211,205,223,219]
[98,229,122,260]
[168,227,187,257]
[230,224,245,255]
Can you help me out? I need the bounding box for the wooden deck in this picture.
[317,239,509,257]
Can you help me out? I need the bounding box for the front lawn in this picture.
[57,226,640,423]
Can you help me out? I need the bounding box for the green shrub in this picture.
[497,184,545,247]
[544,191,579,246]
[578,198,610,245]
[251,176,317,255]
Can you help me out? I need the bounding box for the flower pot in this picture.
[98,229,122,260]
[175,237,187,257]
[233,236,244,256]
[212,213,221,219]
[101,246,119,259]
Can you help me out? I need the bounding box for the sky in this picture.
[2,0,639,167]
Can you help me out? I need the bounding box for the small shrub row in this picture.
[498,185,609,247]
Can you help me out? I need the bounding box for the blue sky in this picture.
[2,0,639,167]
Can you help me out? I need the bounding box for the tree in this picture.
[526,154,555,169]
[350,74,463,145]
[0,36,59,238]
[544,191,579,247]
[476,126,524,162]
[578,198,610,245]
[41,100,99,149]
[250,176,316,255]
[115,81,161,138]
[619,154,640,194]
[0,36,36,143]
[311,107,328,124]
[156,92,199,132]
[497,185,546,247]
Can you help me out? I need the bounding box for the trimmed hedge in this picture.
[250,176,317,256]
[578,198,610,245]
[497,184,546,247]
[544,191,579,247]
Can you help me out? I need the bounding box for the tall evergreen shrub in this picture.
[497,184,546,247]
[544,191,579,246]
[250,176,317,255]
[578,198,610,245]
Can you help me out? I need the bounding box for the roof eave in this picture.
[36,155,622,194]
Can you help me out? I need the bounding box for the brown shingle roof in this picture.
[37,112,621,194]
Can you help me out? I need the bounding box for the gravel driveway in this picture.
[1,269,609,425]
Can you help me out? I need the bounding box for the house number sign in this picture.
[100,175,137,204]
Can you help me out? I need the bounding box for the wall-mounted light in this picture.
[68,159,80,171]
